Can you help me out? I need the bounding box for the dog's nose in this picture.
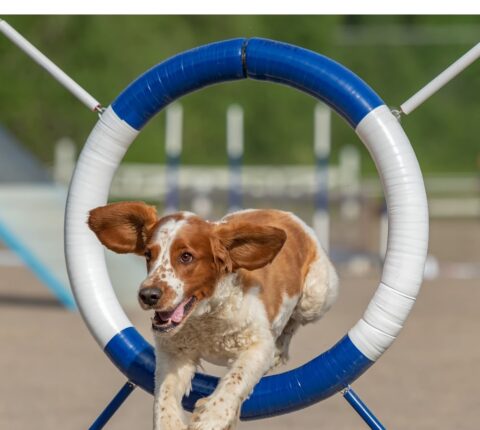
[139,287,162,307]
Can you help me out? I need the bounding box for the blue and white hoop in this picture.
[64,38,428,420]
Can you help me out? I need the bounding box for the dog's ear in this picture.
[88,201,158,255]
[214,222,286,272]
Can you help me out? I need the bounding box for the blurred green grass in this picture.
[1,15,479,174]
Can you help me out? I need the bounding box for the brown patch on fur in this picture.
[146,244,160,272]
[88,201,157,255]
[214,223,286,271]
[169,219,219,302]
[156,213,186,229]
[228,210,318,322]
[166,217,288,307]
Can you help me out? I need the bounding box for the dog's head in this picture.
[88,202,286,336]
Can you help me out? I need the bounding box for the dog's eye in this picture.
[179,252,193,264]
[144,249,152,262]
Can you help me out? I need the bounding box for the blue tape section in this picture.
[104,327,156,393]
[245,38,384,127]
[105,328,372,420]
[112,38,247,130]
[0,218,76,310]
[239,334,373,419]
[112,37,383,130]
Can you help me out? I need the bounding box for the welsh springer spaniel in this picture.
[88,202,338,430]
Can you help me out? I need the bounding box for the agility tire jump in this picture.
[65,38,428,420]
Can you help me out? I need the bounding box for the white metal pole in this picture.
[314,104,331,161]
[227,104,244,213]
[401,42,480,115]
[227,104,244,160]
[313,103,331,253]
[164,103,183,214]
[0,19,101,112]
[165,103,183,159]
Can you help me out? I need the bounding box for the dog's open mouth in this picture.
[152,296,197,333]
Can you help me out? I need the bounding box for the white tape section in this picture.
[349,105,429,361]
[65,106,139,347]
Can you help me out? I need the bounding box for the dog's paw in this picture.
[154,410,188,430]
[271,349,289,370]
[187,395,239,430]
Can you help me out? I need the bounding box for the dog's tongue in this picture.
[158,298,190,323]
[171,301,186,323]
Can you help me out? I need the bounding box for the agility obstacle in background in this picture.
[64,38,429,429]
[227,103,244,213]
[312,103,331,253]
[163,100,333,251]
[163,102,245,217]
[164,103,183,214]
[2,18,479,430]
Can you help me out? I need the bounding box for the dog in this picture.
[88,202,338,430]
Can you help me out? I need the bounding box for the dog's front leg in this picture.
[154,349,196,430]
[189,337,275,430]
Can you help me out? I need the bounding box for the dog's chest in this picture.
[157,286,269,364]
[170,317,260,365]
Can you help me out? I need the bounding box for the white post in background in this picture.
[164,103,183,214]
[227,104,244,213]
[53,137,76,185]
[339,145,361,221]
[312,103,331,253]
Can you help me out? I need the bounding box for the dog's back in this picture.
[224,209,337,327]
[220,210,338,365]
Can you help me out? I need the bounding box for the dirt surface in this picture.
[0,218,479,429]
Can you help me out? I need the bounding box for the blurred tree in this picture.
[0,15,478,173]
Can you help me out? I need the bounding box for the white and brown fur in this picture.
[88,202,338,430]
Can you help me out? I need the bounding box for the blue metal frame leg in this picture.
[89,381,136,430]
[343,385,386,430]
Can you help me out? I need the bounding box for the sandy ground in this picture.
[0,219,479,429]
